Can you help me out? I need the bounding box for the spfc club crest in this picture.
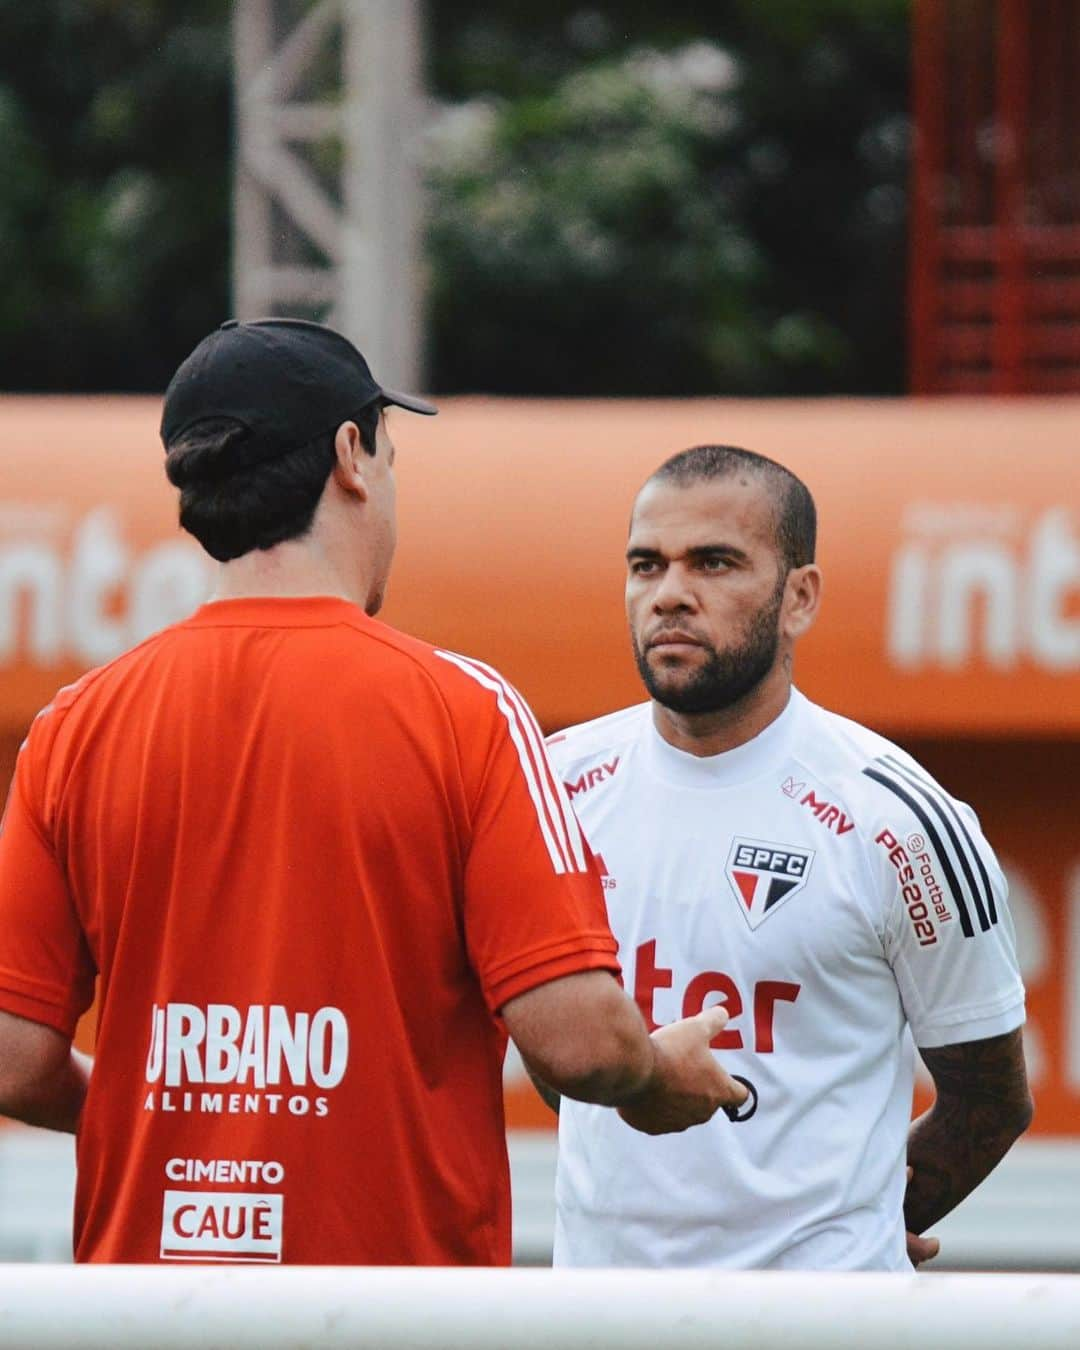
[725,837,815,930]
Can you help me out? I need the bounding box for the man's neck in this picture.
[210,541,366,608]
[650,664,792,758]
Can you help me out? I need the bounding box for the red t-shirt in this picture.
[0,597,618,1264]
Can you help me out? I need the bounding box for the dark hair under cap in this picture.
[160,317,436,462]
[160,318,435,564]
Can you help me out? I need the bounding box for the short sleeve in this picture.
[0,730,96,1037]
[449,661,619,1013]
[864,755,1024,1049]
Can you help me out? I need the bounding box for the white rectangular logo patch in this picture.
[160,1190,283,1263]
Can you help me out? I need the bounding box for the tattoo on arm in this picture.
[905,1028,1032,1236]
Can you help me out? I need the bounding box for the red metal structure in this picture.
[910,0,1080,393]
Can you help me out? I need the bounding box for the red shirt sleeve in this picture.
[456,670,619,1013]
[0,721,95,1038]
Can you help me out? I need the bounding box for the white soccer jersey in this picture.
[548,689,1025,1271]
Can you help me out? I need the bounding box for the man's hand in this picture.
[905,1167,940,1267]
[617,1006,748,1135]
[906,1231,940,1266]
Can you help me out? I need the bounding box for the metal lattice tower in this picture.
[233,0,424,390]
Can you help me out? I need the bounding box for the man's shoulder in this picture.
[793,695,972,829]
[411,642,551,735]
[795,697,909,778]
[37,616,519,734]
[301,618,527,719]
[545,704,648,773]
[25,626,177,734]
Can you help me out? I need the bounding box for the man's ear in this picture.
[332,421,369,501]
[783,564,822,641]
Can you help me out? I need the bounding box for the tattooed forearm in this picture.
[905,1028,1032,1236]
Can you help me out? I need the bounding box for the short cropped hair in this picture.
[164,403,381,562]
[650,444,816,573]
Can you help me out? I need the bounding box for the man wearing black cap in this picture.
[0,319,743,1264]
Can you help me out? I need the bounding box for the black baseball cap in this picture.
[160,318,437,459]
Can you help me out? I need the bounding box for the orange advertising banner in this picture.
[1,394,1078,1136]
[383,395,1080,738]
[0,395,1078,734]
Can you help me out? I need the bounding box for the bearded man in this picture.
[542,444,1032,1271]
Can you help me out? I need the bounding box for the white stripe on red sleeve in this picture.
[435,650,585,875]
[459,655,589,873]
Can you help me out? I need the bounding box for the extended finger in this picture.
[720,1074,757,1124]
[696,1004,730,1037]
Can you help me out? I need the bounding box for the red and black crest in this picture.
[725,837,815,930]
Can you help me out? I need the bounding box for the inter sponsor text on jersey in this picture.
[548,690,1024,1270]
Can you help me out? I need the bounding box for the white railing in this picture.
[0,1267,1077,1349]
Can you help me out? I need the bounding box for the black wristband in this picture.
[722,1075,758,1123]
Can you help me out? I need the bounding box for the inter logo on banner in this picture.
[725,837,815,930]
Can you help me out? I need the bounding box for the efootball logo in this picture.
[726,837,815,930]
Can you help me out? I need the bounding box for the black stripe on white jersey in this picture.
[862,765,976,938]
[881,754,998,928]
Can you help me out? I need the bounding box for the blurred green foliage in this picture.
[0,0,233,392]
[0,0,910,395]
[426,1,911,393]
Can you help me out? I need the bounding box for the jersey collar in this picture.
[184,595,368,628]
[642,688,804,789]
